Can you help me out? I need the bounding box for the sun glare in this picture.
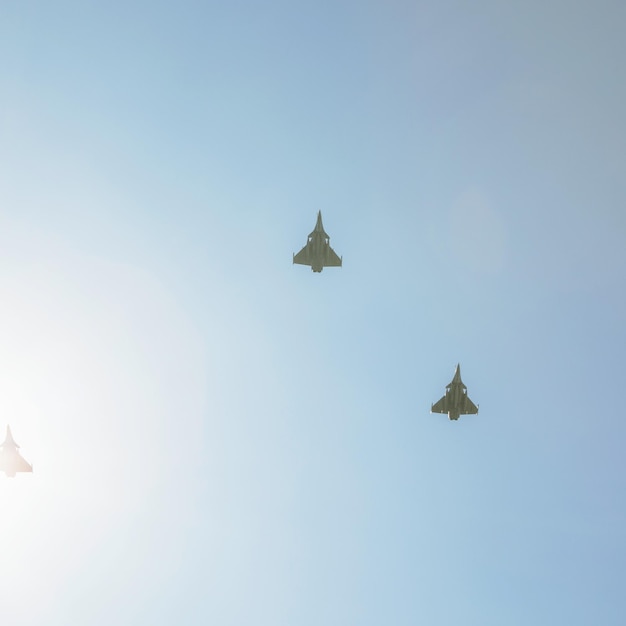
[0,251,213,617]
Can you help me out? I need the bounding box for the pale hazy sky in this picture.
[1,2,625,625]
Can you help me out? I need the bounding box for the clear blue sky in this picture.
[1,1,625,624]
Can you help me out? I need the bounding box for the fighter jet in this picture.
[293,211,342,272]
[0,425,33,477]
[431,364,479,421]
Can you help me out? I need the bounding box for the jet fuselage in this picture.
[0,426,32,477]
[431,364,478,421]
[293,211,342,272]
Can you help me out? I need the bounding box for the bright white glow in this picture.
[0,239,211,621]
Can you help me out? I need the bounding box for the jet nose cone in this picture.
[2,425,18,448]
